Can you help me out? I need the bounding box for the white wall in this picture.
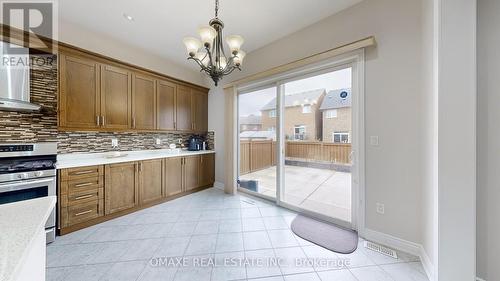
[477,0,500,279]
[436,0,476,280]
[214,0,425,244]
[420,0,438,277]
[208,86,226,184]
[58,20,207,87]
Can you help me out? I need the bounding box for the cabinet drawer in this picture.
[62,188,103,207]
[61,199,103,227]
[60,177,103,195]
[61,165,103,181]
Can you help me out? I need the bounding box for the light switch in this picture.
[370,136,379,146]
[111,138,119,147]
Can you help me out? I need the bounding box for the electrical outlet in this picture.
[111,138,119,147]
[155,138,161,145]
[376,203,385,214]
[370,136,379,146]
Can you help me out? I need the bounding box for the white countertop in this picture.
[0,196,56,281]
[56,149,215,169]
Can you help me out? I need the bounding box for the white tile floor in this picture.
[46,188,429,281]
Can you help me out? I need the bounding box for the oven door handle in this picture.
[0,178,55,193]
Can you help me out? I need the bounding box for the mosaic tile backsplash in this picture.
[0,54,214,154]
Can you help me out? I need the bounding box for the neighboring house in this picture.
[320,88,352,143]
[239,114,262,132]
[260,89,325,141]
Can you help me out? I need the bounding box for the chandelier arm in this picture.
[188,57,210,72]
[205,45,215,70]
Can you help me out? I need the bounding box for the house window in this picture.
[333,132,349,143]
[325,109,337,118]
[302,105,311,113]
[294,125,306,140]
[268,109,276,118]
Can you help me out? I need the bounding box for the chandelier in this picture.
[182,0,245,86]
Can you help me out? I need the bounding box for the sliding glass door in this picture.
[236,62,359,228]
[238,86,277,199]
[279,68,353,224]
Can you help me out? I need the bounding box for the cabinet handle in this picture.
[102,116,105,126]
[139,162,143,172]
[133,117,136,128]
[73,170,94,175]
[74,194,93,200]
[174,122,176,129]
[96,116,100,126]
[74,182,93,188]
[74,209,93,216]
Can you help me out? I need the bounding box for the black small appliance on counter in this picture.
[188,135,206,151]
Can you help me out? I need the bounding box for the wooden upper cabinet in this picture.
[199,153,215,187]
[104,162,138,215]
[100,65,132,130]
[164,157,183,197]
[59,53,100,129]
[156,80,176,131]
[192,90,208,132]
[138,159,163,204]
[184,155,200,191]
[176,85,193,131]
[132,73,156,130]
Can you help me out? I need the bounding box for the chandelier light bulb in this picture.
[198,26,217,47]
[233,50,246,66]
[225,35,244,54]
[183,37,202,57]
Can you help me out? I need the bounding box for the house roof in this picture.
[260,89,326,111]
[239,114,261,125]
[319,88,352,110]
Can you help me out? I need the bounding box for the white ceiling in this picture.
[59,0,363,68]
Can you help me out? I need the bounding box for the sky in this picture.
[238,67,352,116]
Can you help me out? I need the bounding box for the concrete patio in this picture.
[239,165,351,222]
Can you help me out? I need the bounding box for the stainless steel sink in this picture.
[104,152,128,158]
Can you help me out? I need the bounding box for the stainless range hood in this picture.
[0,41,41,112]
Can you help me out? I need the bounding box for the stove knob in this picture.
[34,171,44,177]
[17,173,29,179]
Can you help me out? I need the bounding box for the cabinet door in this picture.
[164,157,183,197]
[104,162,138,214]
[184,156,200,191]
[132,74,156,130]
[176,85,192,131]
[192,90,208,132]
[199,153,215,187]
[156,80,176,130]
[59,53,100,129]
[139,159,163,205]
[100,65,132,130]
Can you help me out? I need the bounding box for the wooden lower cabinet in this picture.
[57,153,215,234]
[164,157,184,197]
[104,162,138,215]
[199,153,215,187]
[184,155,200,191]
[139,159,163,204]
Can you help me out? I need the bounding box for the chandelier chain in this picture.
[215,0,219,18]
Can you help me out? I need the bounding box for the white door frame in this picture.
[235,49,365,233]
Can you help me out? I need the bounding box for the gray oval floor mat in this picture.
[291,214,358,254]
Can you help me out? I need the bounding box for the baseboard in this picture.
[476,277,486,281]
[213,181,224,190]
[418,245,435,281]
[362,228,434,281]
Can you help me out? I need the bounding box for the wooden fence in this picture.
[240,140,351,175]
